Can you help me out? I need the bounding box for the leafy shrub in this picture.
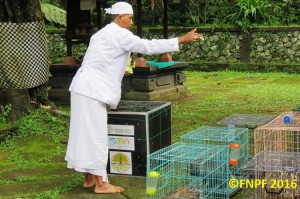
[41,3,66,27]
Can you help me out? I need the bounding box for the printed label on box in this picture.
[110,151,132,175]
[108,124,134,136]
[108,136,135,151]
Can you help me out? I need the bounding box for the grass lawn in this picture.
[0,70,299,198]
[172,71,300,141]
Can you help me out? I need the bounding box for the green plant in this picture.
[39,0,66,9]
[0,104,11,124]
[187,0,210,25]
[40,3,66,27]
[235,0,271,22]
[282,0,297,25]
[14,109,68,137]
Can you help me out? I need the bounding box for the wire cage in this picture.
[254,111,300,155]
[244,150,300,199]
[180,126,249,184]
[146,142,231,199]
[244,111,300,198]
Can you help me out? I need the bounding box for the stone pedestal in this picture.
[48,64,79,105]
[123,62,189,101]
[48,62,189,104]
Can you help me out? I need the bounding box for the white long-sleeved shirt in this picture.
[69,22,179,108]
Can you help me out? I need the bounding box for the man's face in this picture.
[118,14,134,29]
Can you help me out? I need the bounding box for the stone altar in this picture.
[48,62,189,104]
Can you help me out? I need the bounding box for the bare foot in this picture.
[83,173,95,188]
[84,181,95,188]
[94,182,124,194]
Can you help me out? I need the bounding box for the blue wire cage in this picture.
[180,126,250,196]
[147,142,231,198]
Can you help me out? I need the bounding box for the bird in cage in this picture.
[187,159,227,189]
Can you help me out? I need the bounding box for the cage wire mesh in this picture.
[180,125,250,196]
[244,150,300,199]
[244,111,300,198]
[115,100,171,112]
[147,142,230,199]
[254,112,300,154]
[146,126,250,199]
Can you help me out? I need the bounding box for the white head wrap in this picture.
[105,2,133,15]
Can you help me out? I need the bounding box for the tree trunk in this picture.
[0,0,52,122]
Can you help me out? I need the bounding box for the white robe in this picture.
[66,92,108,180]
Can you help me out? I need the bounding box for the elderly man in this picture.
[65,1,203,194]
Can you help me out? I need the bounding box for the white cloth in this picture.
[67,163,108,182]
[65,92,108,181]
[105,2,133,15]
[69,22,179,109]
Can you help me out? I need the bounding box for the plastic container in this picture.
[146,171,160,195]
[229,143,241,165]
[227,121,236,128]
[283,113,293,124]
